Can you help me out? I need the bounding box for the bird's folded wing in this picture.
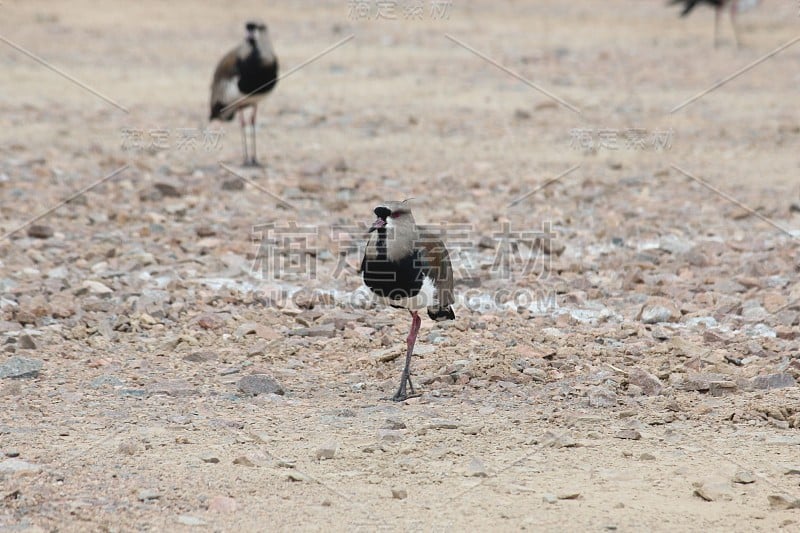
[417,233,455,308]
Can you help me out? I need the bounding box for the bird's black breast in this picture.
[676,0,724,16]
[361,249,428,301]
[237,51,279,95]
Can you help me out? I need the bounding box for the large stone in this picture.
[746,373,796,391]
[0,356,43,379]
[638,298,680,324]
[0,458,41,475]
[82,280,113,295]
[768,494,800,510]
[629,368,663,396]
[27,225,53,239]
[237,374,284,396]
[287,324,335,338]
[693,480,733,502]
[587,386,617,408]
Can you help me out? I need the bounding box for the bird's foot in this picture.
[390,375,420,402]
[390,390,421,402]
[242,158,262,168]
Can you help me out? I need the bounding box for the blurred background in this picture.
[2,1,800,531]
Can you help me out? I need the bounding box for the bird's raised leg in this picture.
[392,310,422,402]
[239,110,249,166]
[249,104,260,167]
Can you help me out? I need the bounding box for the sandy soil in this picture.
[2,0,800,531]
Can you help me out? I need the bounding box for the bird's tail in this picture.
[669,0,699,17]
[209,102,236,122]
[427,305,455,322]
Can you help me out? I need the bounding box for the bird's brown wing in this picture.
[418,232,455,311]
[209,48,239,120]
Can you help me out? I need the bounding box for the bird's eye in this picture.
[374,206,392,219]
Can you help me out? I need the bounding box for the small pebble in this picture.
[137,489,160,502]
[316,442,338,460]
[27,225,53,239]
[233,456,255,467]
[17,334,36,350]
[208,495,237,513]
[237,374,284,396]
[465,458,488,478]
[615,429,642,440]
[176,515,206,527]
[383,418,406,430]
[288,471,308,482]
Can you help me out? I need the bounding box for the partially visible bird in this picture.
[670,0,760,48]
[210,20,278,166]
[360,201,456,402]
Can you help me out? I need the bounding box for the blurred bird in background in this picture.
[670,0,761,47]
[210,20,279,166]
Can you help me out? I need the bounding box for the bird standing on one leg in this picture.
[669,0,759,48]
[209,20,278,167]
[360,201,456,402]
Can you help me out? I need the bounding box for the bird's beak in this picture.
[369,218,386,233]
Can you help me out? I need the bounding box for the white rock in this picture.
[82,280,113,295]
[316,442,338,460]
[0,458,41,475]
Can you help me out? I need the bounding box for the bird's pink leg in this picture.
[393,310,421,401]
[239,110,249,165]
[249,104,259,166]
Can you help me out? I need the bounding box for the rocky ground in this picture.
[2,0,800,531]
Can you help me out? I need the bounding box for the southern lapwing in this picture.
[670,0,760,48]
[210,20,278,166]
[360,201,456,402]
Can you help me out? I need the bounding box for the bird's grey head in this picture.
[367,200,418,262]
[369,200,416,233]
[244,20,269,48]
